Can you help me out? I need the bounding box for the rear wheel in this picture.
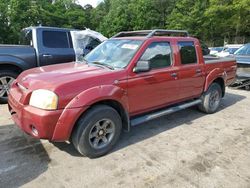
[0,70,18,104]
[72,105,122,158]
[198,83,222,114]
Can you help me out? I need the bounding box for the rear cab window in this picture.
[139,42,172,69]
[42,31,70,48]
[178,41,197,65]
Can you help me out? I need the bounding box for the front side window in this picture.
[43,31,69,48]
[140,42,172,69]
[178,41,197,65]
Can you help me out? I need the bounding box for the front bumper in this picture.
[8,93,63,139]
[8,91,86,141]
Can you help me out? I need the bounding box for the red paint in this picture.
[8,36,237,141]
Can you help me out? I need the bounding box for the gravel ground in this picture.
[0,88,250,188]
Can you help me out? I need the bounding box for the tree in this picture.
[98,0,135,37]
[0,0,10,43]
[0,0,249,45]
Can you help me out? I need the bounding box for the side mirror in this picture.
[133,60,150,73]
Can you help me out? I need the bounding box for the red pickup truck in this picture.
[8,30,237,158]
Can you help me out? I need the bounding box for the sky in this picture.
[77,0,104,8]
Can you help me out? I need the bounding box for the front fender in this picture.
[204,68,226,92]
[65,85,128,111]
[0,55,31,70]
[52,85,128,141]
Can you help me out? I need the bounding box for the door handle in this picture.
[171,73,178,77]
[42,54,52,58]
[196,69,202,74]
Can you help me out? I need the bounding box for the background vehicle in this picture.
[216,44,243,57]
[209,47,223,55]
[0,26,106,103]
[8,30,237,158]
[230,43,250,89]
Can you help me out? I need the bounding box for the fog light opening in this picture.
[31,125,39,136]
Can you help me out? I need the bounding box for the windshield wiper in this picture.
[91,62,115,70]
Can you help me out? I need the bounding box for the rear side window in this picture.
[178,41,197,65]
[140,42,172,69]
[42,31,69,48]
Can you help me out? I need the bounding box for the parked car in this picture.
[8,30,237,158]
[216,44,243,57]
[234,43,250,78]
[0,26,106,103]
[209,47,224,55]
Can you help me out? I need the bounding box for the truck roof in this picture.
[112,36,196,41]
[110,29,198,41]
[23,26,78,32]
[112,29,189,38]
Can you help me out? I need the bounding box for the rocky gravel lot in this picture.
[0,88,250,188]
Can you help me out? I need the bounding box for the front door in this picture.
[127,41,180,115]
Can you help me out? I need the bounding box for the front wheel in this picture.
[72,105,122,158]
[198,83,222,114]
[0,70,18,104]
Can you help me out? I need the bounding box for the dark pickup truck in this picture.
[0,26,106,103]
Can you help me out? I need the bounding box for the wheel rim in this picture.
[0,76,15,98]
[89,118,115,150]
[209,90,220,110]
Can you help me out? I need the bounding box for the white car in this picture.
[209,47,224,55]
[216,44,243,57]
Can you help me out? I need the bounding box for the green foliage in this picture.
[0,0,249,45]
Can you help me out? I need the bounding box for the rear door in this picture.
[37,29,75,66]
[127,41,180,115]
[176,41,205,99]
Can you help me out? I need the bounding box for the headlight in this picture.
[29,89,58,110]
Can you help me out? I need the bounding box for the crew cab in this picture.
[0,26,106,103]
[8,30,237,158]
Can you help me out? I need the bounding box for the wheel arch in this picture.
[0,63,23,74]
[204,68,226,97]
[212,77,225,97]
[89,99,130,131]
[70,99,130,140]
[0,55,31,72]
[52,86,130,141]
[205,77,225,97]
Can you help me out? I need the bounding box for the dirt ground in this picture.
[0,88,250,188]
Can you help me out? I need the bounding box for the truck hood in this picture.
[17,62,117,91]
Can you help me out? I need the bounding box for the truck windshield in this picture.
[234,45,250,55]
[19,29,32,46]
[84,39,143,69]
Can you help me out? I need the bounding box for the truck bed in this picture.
[204,55,237,86]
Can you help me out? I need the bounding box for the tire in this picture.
[0,70,18,104]
[198,83,222,114]
[72,105,122,158]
